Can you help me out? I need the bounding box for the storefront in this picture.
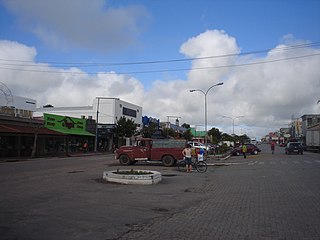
[0,122,65,158]
[44,113,95,154]
[0,113,96,159]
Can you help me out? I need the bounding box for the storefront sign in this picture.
[44,113,94,136]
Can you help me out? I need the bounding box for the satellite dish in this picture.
[0,82,14,107]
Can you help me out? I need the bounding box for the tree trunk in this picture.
[31,132,38,158]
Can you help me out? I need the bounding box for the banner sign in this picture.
[44,113,94,136]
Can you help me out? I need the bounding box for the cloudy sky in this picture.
[0,0,320,139]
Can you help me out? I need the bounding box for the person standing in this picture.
[182,144,193,173]
[271,141,275,154]
[198,147,205,161]
[242,144,247,158]
[83,141,88,153]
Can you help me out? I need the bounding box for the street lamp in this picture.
[190,82,223,147]
[221,115,244,135]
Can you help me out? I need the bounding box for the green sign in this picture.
[44,113,95,136]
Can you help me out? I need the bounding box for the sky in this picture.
[0,0,320,139]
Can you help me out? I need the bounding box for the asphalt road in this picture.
[1,144,320,240]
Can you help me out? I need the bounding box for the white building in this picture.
[0,95,36,118]
[35,98,143,127]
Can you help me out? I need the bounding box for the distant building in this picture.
[0,95,36,118]
[35,98,142,127]
[34,98,143,151]
[301,114,320,133]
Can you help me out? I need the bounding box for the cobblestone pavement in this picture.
[1,146,320,240]
[117,151,320,240]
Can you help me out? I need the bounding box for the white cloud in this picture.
[3,0,151,52]
[1,30,320,139]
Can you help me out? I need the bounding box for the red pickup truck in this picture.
[115,138,186,167]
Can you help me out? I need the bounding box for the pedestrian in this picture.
[242,144,247,158]
[83,141,88,153]
[198,147,205,161]
[271,141,275,154]
[182,144,193,172]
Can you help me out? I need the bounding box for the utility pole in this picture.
[94,97,120,152]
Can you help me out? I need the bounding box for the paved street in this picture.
[1,144,320,240]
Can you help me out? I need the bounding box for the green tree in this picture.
[208,127,222,144]
[182,128,193,141]
[114,117,137,145]
[221,133,234,142]
[233,134,250,144]
[162,127,178,138]
[142,122,159,138]
[181,123,190,129]
[239,134,251,143]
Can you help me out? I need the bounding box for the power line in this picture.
[0,46,319,75]
[0,42,319,68]
[0,53,319,75]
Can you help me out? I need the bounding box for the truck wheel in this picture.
[162,155,175,167]
[119,155,131,165]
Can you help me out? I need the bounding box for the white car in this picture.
[188,141,210,151]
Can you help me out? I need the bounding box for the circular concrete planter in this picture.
[103,170,162,185]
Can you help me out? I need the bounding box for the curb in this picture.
[103,170,162,185]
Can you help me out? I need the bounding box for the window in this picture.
[307,118,313,127]
[123,107,137,118]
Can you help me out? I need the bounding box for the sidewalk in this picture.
[0,151,113,163]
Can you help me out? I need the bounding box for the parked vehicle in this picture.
[115,138,186,167]
[306,125,320,152]
[188,141,211,151]
[231,143,261,156]
[299,142,307,151]
[285,142,303,155]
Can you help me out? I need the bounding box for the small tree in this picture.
[208,127,222,144]
[142,122,159,138]
[113,117,137,146]
[221,133,234,142]
[182,128,193,141]
[162,127,177,138]
[181,123,190,129]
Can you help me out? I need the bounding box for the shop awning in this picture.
[52,128,95,136]
[0,124,66,135]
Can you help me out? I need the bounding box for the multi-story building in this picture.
[35,98,142,127]
[35,98,143,151]
[301,114,320,138]
[289,118,302,139]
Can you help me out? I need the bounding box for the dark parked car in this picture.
[285,142,303,155]
[299,142,307,151]
[232,143,261,156]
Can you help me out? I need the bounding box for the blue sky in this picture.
[0,0,320,138]
[1,0,319,84]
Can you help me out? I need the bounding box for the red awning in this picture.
[0,124,66,135]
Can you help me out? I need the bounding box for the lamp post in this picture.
[190,82,223,147]
[222,115,244,135]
